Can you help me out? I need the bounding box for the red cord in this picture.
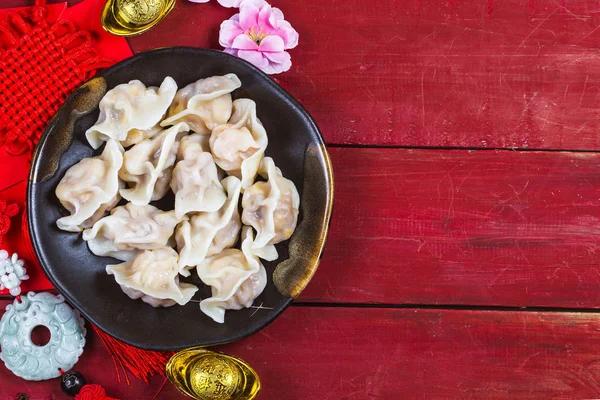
[151,377,168,400]
[91,324,174,384]
[74,384,118,400]
[0,3,109,156]
[0,200,19,247]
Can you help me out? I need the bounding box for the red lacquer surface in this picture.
[4,0,600,398]
[4,303,600,399]
[299,148,600,308]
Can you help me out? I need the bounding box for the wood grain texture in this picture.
[300,147,600,308]
[5,305,600,399]
[4,1,600,399]
[117,0,600,150]
[17,0,600,149]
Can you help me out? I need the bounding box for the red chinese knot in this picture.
[75,384,118,400]
[0,200,19,247]
[0,0,108,156]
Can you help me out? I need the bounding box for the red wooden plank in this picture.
[121,0,600,149]
[4,305,600,399]
[300,147,600,308]
[12,0,600,150]
[7,0,600,149]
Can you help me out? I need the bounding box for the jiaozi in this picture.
[120,124,163,148]
[170,134,227,219]
[175,176,242,276]
[56,140,123,232]
[161,74,242,134]
[106,247,198,308]
[209,99,268,190]
[119,122,189,205]
[242,157,300,249]
[55,74,305,321]
[83,203,180,261]
[85,77,177,149]
[196,227,277,323]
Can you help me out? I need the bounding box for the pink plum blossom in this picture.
[219,0,299,74]
[188,0,244,7]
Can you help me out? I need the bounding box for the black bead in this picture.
[60,370,86,396]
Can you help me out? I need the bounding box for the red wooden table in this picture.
[5,0,600,398]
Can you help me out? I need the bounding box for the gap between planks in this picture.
[291,301,600,315]
[327,143,600,154]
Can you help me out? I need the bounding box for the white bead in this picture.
[0,251,27,298]
[9,286,21,296]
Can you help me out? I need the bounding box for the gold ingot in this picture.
[166,348,261,400]
[100,0,176,37]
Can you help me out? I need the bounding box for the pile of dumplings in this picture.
[54,74,300,323]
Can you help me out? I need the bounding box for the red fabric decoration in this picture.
[0,0,109,156]
[92,325,174,383]
[0,1,173,384]
[0,200,19,247]
[0,180,52,292]
[0,0,132,295]
[75,384,118,400]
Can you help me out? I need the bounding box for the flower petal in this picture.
[276,20,299,49]
[232,34,259,50]
[266,7,283,30]
[239,0,268,7]
[263,49,290,64]
[239,1,261,32]
[223,48,239,56]
[219,19,244,48]
[271,7,285,21]
[262,52,292,75]
[217,0,243,6]
[238,50,270,71]
[258,35,284,52]
[188,0,210,2]
[257,3,277,32]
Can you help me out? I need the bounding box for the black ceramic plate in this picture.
[28,47,333,351]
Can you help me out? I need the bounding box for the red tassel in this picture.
[92,325,174,383]
[74,384,118,400]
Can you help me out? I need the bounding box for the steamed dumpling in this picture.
[170,134,227,219]
[120,124,162,148]
[176,132,210,157]
[119,122,189,205]
[56,140,123,232]
[197,227,277,323]
[175,176,242,276]
[107,247,198,307]
[85,77,177,149]
[161,74,242,134]
[242,157,300,249]
[82,203,180,261]
[209,99,268,189]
